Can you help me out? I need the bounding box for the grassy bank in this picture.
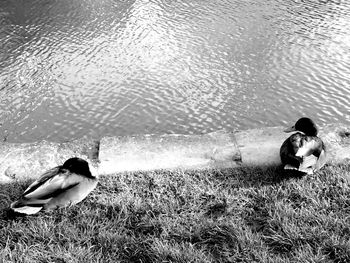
[1,163,350,263]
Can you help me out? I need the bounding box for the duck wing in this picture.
[299,155,318,170]
[298,148,326,174]
[295,137,323,157]
[21,167,61,196]
[280,136,302,168]
[22,168,80,200]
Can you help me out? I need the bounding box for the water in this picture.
[0,0,349,143]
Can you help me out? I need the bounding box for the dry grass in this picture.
[1,162,350,262]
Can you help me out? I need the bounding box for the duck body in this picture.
[280,118,327,174]
[11,157,98,215]
[280,132,304,168]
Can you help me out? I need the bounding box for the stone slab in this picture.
[234,126,290,165]
[318,123,350,163]
[1,124,349,183]
[98,130,241,175]
[0,138,99,183]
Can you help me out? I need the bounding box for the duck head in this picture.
[62,157,94,178]
[284,117,318,136]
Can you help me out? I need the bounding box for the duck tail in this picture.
[10,199,44,215]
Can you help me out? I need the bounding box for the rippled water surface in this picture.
[0,0,349,142]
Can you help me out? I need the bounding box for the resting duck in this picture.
[280,117,327,174]
[11,157,98,215]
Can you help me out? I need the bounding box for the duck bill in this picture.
[284,125,296,133]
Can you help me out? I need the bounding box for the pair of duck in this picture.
[10,117,326,215]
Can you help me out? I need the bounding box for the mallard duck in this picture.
[280,117,327,174]
[11,157,98,215]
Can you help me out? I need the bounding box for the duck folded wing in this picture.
[22,168,81,200]
[21,167,60,196]
[280,137,303,168]
[298,149,326,173]
[295,137,323,158]
[299,155,318,170]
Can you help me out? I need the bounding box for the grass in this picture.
[1,162,350,262]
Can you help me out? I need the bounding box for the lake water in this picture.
[0,0,349,142]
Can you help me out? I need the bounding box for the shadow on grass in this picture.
[190,223,253,262]
[187,164,308,190]
[0,181,252,262]
[323,244,350,263]
[1,163,349,262]
[0,164,313,226]
[243,194,298,255]
[0,179,32,221]
[241,166,350,262]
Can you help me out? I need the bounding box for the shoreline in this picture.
[1,123,349,183]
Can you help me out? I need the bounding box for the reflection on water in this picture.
[0,0,349,142]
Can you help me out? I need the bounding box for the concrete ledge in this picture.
[0,124,349,183]
[0,138,99,183]
[318,124,350,162]
[98,131,241,175]
[234,126,290,165]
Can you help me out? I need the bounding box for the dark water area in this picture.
[0,0,349,142]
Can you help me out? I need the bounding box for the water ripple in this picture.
[0,0,349,142]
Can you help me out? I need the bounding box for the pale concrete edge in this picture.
[1,123,350,183]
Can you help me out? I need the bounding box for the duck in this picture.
[280,117,327,174]
[11,157,98,215]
